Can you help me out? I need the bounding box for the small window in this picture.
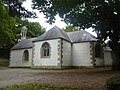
[23,50,29,61]
[41,42,50,58]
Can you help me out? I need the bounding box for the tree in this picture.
[0,0,16,47]
[0,0,16,58]
[15,17,45,39]
[26,22,45,38]
[5,0,37,18]
[32,0,120,70]
[62,25,79,32]
[0,0,44,58]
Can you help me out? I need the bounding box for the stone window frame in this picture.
[23,50,29,62]
[41,42,51,58]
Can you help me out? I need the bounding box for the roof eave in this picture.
[11,47,32,50]
[72,40,98,43]
[33,37,71,43]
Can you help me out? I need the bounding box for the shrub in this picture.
[106,77,120,90]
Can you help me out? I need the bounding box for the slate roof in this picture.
[11,26,97,50]
[67,30,97,43]
[33,26,71,42]
[11,38,36,50]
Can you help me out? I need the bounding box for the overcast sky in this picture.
[22,0,97,36]
[22,0,67,30]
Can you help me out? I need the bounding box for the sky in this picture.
[22,0,97,36]
[22,0,67,30]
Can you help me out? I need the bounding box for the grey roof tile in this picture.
[11,38,36,50]
[33,26,71,42]
[67,30,97,43]
[11,26,97,50]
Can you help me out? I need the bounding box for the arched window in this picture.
[23,50,29,61]
[41,42,50,58]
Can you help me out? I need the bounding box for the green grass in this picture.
[30,66,111,71]
[0,59,9,66]
[0,83,87,90]
[77,66,111,70]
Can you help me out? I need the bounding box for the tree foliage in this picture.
[0,0,16,58]
[32,0,120,70]
[32,0,120,41]
[5,0,37,18]
[0,0,16,48]
[62,25,79,32]
[15,18,45,39]
[0,0,45,58]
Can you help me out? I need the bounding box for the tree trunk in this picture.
[112,44,120,70]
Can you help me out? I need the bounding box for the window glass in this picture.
[23,50,29,61]
[41,42,50,58]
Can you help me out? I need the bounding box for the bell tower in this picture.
[20,26,27,41]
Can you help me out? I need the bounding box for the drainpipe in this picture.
[61,38,63,69]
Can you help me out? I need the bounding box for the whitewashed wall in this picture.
[9,48,32,67]
[95,58,104,66]
[33,39,60,67]
[72,42,93,67]
[104,51,112,66]
[62,40,72,66]
[94,42,104,66]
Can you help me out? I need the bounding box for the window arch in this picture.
[23,50,29,61]
[41,42,51,58]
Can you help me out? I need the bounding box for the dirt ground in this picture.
[0,67,120,90]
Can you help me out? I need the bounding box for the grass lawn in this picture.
[0,59,9,66]
[0,83,87,90]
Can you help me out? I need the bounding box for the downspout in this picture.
[71,43,73,67]
[60,38,63,69]
[93,42,95,67]
[31,43,35,68]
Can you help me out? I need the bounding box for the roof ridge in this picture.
[56,26,70,39]
[33,26,71,42]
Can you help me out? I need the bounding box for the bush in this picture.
[0,48,10,59]
[106,77,120,90]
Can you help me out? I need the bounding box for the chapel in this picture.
[9,26,112,68]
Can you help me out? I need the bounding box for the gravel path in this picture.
[0,67,50,88]
[0,67,120,90]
